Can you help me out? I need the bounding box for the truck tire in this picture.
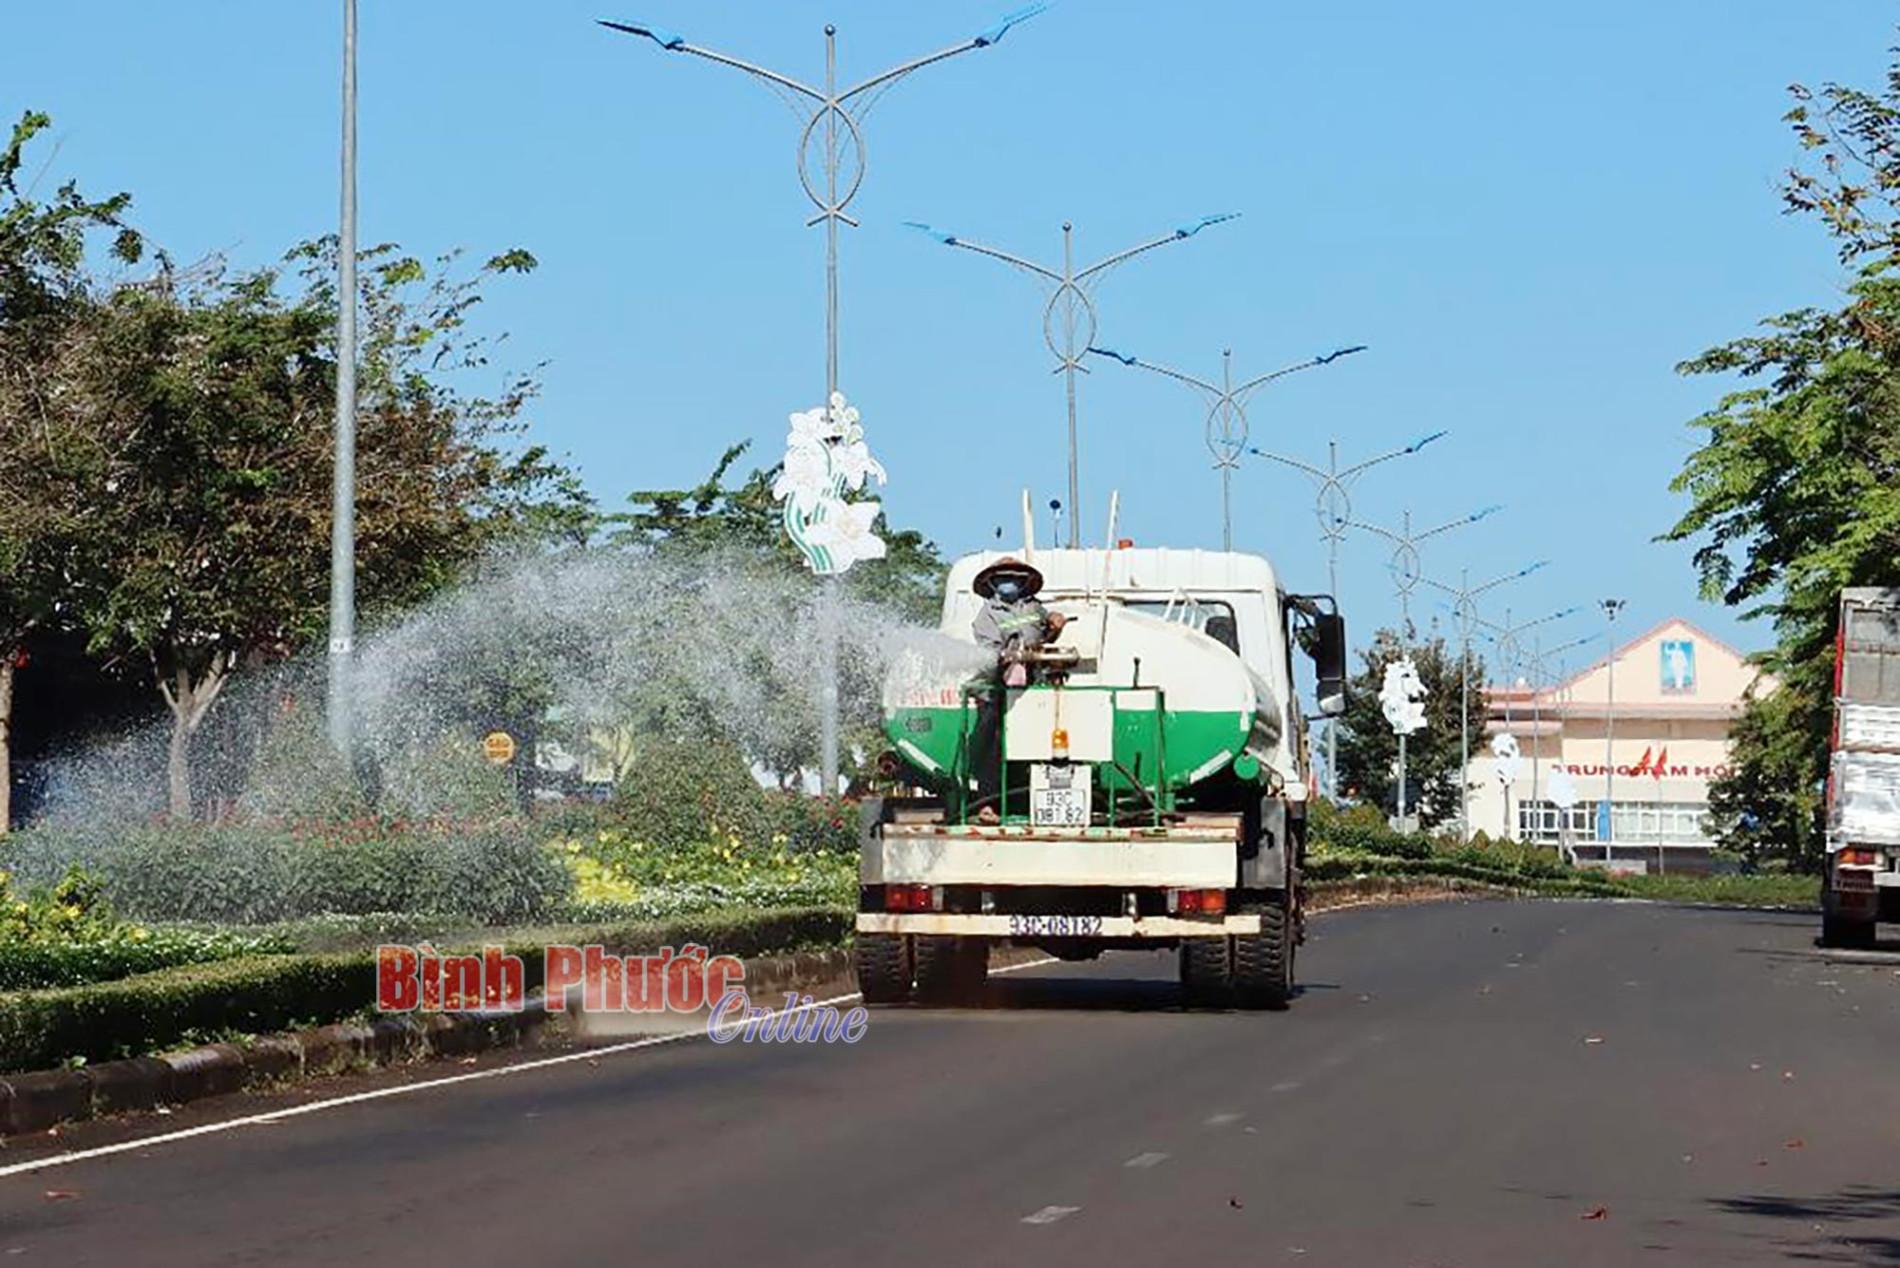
[914,936,986,1004]
[854,933,914,1004]
[1821,909,1877,951]
[1178,938,1232,1009]
[1233,900,1294,1010]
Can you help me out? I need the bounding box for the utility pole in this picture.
[1599,597,1626,867]
[326,0,359,756]
[1252,432,1447,797]
[908,215,1237,544]
[1089,345,1364,549]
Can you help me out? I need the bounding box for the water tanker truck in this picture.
[856,547,1346,1008]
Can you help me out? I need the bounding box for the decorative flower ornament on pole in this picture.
[774,391,887,575]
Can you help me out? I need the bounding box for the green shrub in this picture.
[2,820,570,925]
[1308,799,1433,859]
[612,738,774,849]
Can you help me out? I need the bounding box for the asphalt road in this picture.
[4,898,1900,1267]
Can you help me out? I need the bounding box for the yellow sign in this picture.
[481,731,518,765]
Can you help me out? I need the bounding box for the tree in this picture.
[1664,44,1900,869]
[0,110,142,832]
[609,442,949,783]
[60,243,588,818]
[1333,629,1488,830]
[616,440,945,622]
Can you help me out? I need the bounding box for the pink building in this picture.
[1468,618,1774,870]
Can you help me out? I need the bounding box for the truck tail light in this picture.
[1838,847,1878,867]
[1171,888,1227,915]
[886,884,940,912]
[1051,727,1070,759]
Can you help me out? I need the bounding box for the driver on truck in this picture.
[969,558,1067,822]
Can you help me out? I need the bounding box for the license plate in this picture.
[1030,763,1092,827]
[1008,914,1105,937]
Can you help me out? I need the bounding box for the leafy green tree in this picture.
[1664,46,1900,869]
[1334,629,1489,830]
[60,244,588,818]
[616,440,946,622]
[0,110,142,832]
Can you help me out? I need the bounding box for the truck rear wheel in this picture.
[914,936,987,1004]
[1821,909,1877,950]
[854,933,914,1004]
[1233,900,1295,1010]
[1178,938,1232,1009]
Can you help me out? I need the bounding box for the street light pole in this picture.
[1474,604,1580,837]
[326,0,359,757]
[603,8,1044,406]
[1089,344,1365,550]
[605,10,1043,792]
[1420,560,1549,840]
[1599,597,1626,866]
[908,215,1238,545]
[1347,505,1498,827]
[1252,432,1448,797]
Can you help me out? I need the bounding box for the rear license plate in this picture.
[1029,763,1092,827]
[1008,914,1105,937]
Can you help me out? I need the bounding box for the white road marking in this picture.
[1124,1151,1169,1169]
[1021,1205,1081,1225]
[0,956,1064,1180]
[1204,1112,1242,1127]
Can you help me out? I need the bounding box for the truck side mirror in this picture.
[1313,612,1347,717]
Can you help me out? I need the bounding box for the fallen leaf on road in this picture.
[1583,1036,1605,1045]
[1228,1197,1244,1209]
[1748,1063,1762,1071]
[1785,1139,1806,1150]
[1756,1159,1769,1167]
[1782,1070,1796,1081]
[42,1190,77,1202]
[1581,1206,1608,1221]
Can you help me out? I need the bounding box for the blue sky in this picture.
[3,2,1890,676]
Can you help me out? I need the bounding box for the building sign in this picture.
[1660,638,1696,694]
[1559,761,1732,779]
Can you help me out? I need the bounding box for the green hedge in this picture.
[0,906,850,1074]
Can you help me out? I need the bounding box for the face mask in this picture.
[992,579,1024,602]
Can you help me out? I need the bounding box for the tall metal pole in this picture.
[605,8,1045,411]
[1090,344,1364,550]
[910,214,1237,545]
[1474,602,1580,836]
[326,0,358,756]
[605,10,1044,792]
[1348,504,1498,830]
[823,26,839,401]
[1254,430,1447,798]
[1420,559,1549,840]
[1459,570,1470,837]
[1600,598,1625,865]
[1061,223,1079,533]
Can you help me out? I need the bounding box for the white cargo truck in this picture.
[856,547,1346,1008]
[1820,587,1900,948]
